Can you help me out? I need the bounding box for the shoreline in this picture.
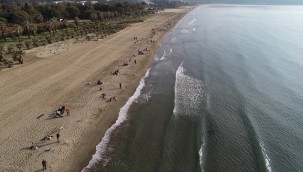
[0,7,193,172]
[73,8,193,172]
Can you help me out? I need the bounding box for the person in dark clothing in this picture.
[119,83,122,89]
[42,159,47,170]
[56,133,60,142]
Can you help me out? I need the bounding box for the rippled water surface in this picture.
[83,5,303,172]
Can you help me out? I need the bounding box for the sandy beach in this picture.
[0,7,192,172]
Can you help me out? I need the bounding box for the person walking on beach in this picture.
[119,83,122,89]
[42,159,47,170]
[101,93,106,99]
[134,60,137,64]
[56,133,60,143]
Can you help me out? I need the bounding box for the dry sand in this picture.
[0,7,192,172]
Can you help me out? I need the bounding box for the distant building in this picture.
[78,1,98,5]
[53,0,75,4]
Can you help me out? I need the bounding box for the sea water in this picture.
[83,5,303,172]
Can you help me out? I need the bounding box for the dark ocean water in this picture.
[83,5,303,172]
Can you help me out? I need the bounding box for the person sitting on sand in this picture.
[31,142,38,150]
[54,107,64,118]
[97,80,103,85]
[59,106,65,115]
[42,135,53,141]
[114,70,119,75]
[109,96,118,102]
[55,110,62,118]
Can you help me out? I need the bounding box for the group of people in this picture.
[34,16,181,171]
[54,106,70,118]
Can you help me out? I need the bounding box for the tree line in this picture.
[0,2,147,68]
[0,2,145,38]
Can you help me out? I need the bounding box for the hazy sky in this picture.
[199,0,303,5]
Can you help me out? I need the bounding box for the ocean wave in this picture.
[173,62,206,171]
[199,120,207,172]
[260,141,273,172]
[160,50,166,61]
[82,68,151,171]
[173,62,204,115]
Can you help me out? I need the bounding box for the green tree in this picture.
[13,24,22,41]
[90,12,98,21]
[74,17,79,30]
[4,11,29,25]
[0,45,5,61]
[66,6,80,19]
[13,50,24,64]
[0,20,7,42]
[33,13,44,23]
[29,23,37,38]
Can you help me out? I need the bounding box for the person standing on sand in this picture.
[119,83,122,89]
[56,133,60,142]
[134,60,137,64]
[42,159,47,170]
[66,107,70,115]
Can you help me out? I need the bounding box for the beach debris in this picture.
[36,114,45,119]
[45,148,51,152]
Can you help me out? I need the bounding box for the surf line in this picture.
[82,68,151,171]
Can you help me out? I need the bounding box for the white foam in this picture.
[181,29,190,33]
[260,141,273,172]
[174,62,206,171]
[193,28,196,32]
[82,68,151,171]
[160,50,166,61]
[171,36,177,42]
[188,18,197,25]
[139,91,152,104]
[173,62,204,116]
[199,133,207,172]
[154,50,165,62]
[199,116,207,172]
